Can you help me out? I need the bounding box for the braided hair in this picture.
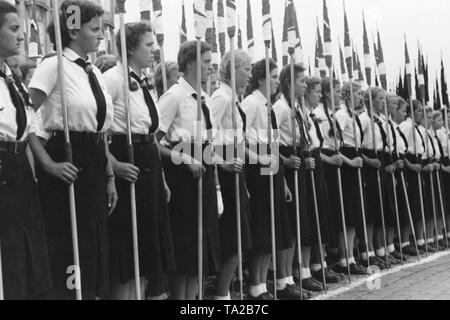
[245,58,277,98]
[320,77,340,138]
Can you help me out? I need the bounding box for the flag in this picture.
[418,46,426,102]
[282,0,289,66]
[246,0,255,62]
[356,49,364,82]
[217,0,226,57]
[238,17,243,49]
[226,0,236,38]
[343,2,353,79]
[415,65,422,102]
[323,0,332,69]
[152,0,164,45]
[180,0,187,44]
[212,21,219,69]
[271,26,277,62]
[423,54,430,103]
[404,36,412,98]
[441,57,449,107]
[377,29,387,90]
[436,77,442,110]
[397,70,403,97]
[339,41,348,82]
[316,18,327,77]
[205,0,214,46]
[28,19,42,58]
[194,0,208,39]
[262,0,272,47]
[140,0,151,21]
[362,12,371,86]
[292,1,303,64]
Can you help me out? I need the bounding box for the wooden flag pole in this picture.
[367,86,389,269]
[52,0,82,300]
[329,64,351,282]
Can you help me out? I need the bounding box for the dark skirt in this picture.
[362,150,386,227]
[340,147,363,228]
[108,138,175,284]
[37,136,109,300]
[396,169,412,227]
[404,154,423,224]
[301,149,331,246]
[217,166,252,261]
[280,146,311,246]
[321,149,347,244]
[246,146,292,255]
[0,149,51,300]
[382,153,397,228]
[421,161,437,220]
[162,143,221,277]
[441,168,450,217]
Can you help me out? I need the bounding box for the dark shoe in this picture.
[419,244,437,253]
[350,263,370,275]
[286,284,313,300]
[402,245,423,256]
[277,285,304,300]
[247,292,274,300]
[438,239,449,248]
[312,268,343,284]
[367,256,387,270]
[390,250,409,262]
[375,256,390,269]
[302,278,324,292]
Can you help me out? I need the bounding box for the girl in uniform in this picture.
[335,82,366,271]
[156,40,220,300]
[241,59,292,300]
[317,78,367,275]
[28,0,117,300]
[210,50,252,300]
[103,22,175,300]
[0,1,51,300]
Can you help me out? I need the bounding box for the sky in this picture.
[123,0,450,97]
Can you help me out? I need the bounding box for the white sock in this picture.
[261,283,267,293]
[427,238,434,244]
[338,258,347,267]
[286,276,295,285]
[447,232,450,238]
[276,278,287,291]
[311,264,322,272]
[301,268,311,279]
[387,244,395,254]
[214,292,231,300]
[438,234,444,240]
[249,285,262,298]
[376,248,386,257]
[322,261,328,269]
[349,257,356,264]
[417,239,425,246]
[369,251,376,257]
[401,242,410,248]
[361,252,369,261]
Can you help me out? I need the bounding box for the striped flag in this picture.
[352,45,359,80]
[194,0,208,40]
[271,26,277,62]
[441,57,449,107]
[436,76,442,110]
[362,12,371,86]
[423,54,430,103]
[180,0,187,44]
[238,17,243,49]
[282,0,289,66]
[343,3,353,79]
[377,29,387,90]
[292,1,303,64]
[152,0,164,45]
[404,36,412,97]
[356,48,364,82]
[339,41,349,82]
[287,0,296,56]
[217,0,226,57]
[28,18,42,58]
[323,0,332,69]
[396,70,403,97]
[205,0,214,46]
[212,21,219,69]
[415,65,421,101]
[140,0,151,21]
[262,0,272,47]
[226,0,236,41]
[316,18,327,77]
[246,0,255,62]
[418,46,426,102]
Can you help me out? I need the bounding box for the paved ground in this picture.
[315,251,450,300]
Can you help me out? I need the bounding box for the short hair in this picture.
[341,81,362,103]
[407,99,422,116]
[364,87,385,108]
[433,111,443,121]
[155,61,179,98]
[116,22,153,59]
[320,77,340,104]
[94,54,117,73]
[219,50,252,83]
[245,58,278,97]
[306,77,322,93]
[0,1,17,29]
[397,97,407,108]
[279,63,305,105]
[47,0,104,50]
[177,40,212,74]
